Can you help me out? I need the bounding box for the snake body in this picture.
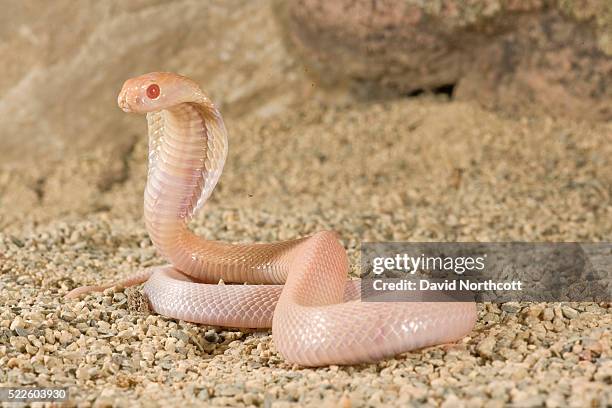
[67,72,476,366]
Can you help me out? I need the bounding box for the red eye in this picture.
[146,84,160,99]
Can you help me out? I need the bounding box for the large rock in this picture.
[278,0,612,120]
[0,0,309,168]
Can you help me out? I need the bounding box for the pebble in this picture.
[476,336,496,359]
[501,302,522,314]
[541,308,555,321]
[561,306,578,319]
[204,330,220,343]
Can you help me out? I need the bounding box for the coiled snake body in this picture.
[67,72,476,366]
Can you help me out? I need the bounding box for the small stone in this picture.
[10,336,29,352]
[338,393,351,408]
[501,302,521,314]
[441,394,462,408]
[7,357,19,368]
[170,330,190,343]
[582,338,603,354]
[14,327,30,337]
[10,317,25,331]
[126,287,150,313]
[25,344,39,355]
[76,366,90,381]
[217,385,241,397]
[524,304,544,318]
[561,306,578,319]
[204,330,220,343]
[367,391,383,405]
[242,393,259,405]
[10,236,24,247]
[476,336,496,359]
[541,308,555,321]
[60,311,77,322]
[545,393,566,408]
[115,373,135,388]
[593,361,612,382]
[58,331,73,345]
[93,389,116,408]
[97,321,111,330]
[197,389,210,400]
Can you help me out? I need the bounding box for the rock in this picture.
[338,393,351,408]
[93,389,116,408]
[512,391,545,408]
[217,385,243,397]
[593,361,612,382]
[10,336,29,352]
[76,366,90,381]
[9,316,25,331]
[169,330,189,344]
[541,308,555,321]
[58,331,73,345]
[204,330,220,344]
[561,306,578,319]
[476,336,496,359]
[242,393,260,406]
[0,0,309,169]
[126,287,150,314]
[441,394,463,408]
[14,327,30,337]
[501,302,522,314]
[279,0,612,121]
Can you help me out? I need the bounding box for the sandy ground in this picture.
[1,96,611,407]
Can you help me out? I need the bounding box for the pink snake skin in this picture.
[66,72,476,366]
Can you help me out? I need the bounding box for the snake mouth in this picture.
[117,90,134,113]
[118,95,131,112]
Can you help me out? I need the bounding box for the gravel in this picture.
[1,97,611,406]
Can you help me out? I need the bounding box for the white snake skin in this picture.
[67,72,477,366]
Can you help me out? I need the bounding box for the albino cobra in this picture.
[66,72,477,366]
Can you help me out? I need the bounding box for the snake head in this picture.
[117,72,206,113]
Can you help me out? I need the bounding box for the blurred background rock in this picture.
[0,0,310,165]
[1,0,313,226]
[280,0,611,120]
